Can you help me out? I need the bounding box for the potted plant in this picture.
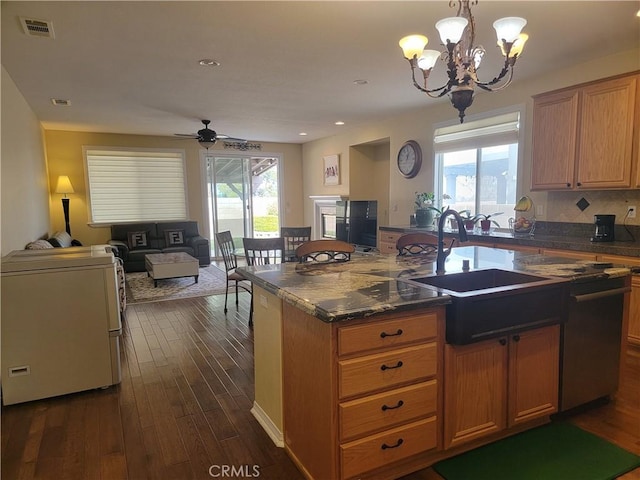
[475,212,503,233]
[414,192,451,228]
[414,192,436,227]
[457,210,478,231]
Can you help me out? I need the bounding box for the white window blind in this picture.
[434,111,520,153]
[85,148,187,223]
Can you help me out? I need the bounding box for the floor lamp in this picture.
[55,175,75,235]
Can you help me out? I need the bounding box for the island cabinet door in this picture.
[443,339,508,449]
[507,325,560,426]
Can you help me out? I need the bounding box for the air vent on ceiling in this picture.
[20,17,55,38]
[51,98,71,106]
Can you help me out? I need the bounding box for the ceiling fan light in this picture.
[435,17,468,44]
[493,17,527,43]
[199,140,216,149]
[399,35,429,60]
[417,49,441,70]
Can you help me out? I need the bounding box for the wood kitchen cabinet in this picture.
[378,230,403,254]
[444,325,560,449]
[629,276,640,346]
[541,248,597,261]
[283,305,445,480]
[599,254,640,346]
[531,72,638,191]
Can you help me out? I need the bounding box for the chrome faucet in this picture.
[436,209,468,274]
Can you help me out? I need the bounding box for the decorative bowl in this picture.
[509,216,536,236]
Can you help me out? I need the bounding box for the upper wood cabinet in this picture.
[531,72,639,191]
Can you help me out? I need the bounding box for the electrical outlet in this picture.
[628,206,636,219]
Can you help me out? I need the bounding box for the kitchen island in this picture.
[238,246,631,480]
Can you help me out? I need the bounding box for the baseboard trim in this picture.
[251,401,284,448]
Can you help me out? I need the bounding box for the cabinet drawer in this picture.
[338,343,436,399]
[338,312,438,357]
[379,242,398,254]
[340,417,437,479]
[380,232,402,243]
[339,380,437,441]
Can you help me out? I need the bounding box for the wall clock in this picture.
[397,140,422,179]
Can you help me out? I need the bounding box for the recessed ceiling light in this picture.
[198,59,220,67]
[51,98,70,106]
[335,121,345,126]
[299,132,308,136]
[353,79,368,85]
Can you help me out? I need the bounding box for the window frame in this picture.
[432,106,525,220]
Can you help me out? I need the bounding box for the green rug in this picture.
[433,422,640,480]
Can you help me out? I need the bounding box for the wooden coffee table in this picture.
[145,252,199,287]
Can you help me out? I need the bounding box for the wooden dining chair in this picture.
[215,231,252,323]
[295,239,355,263]
[396,232,455,256]
[280,226,312,262]
[242,237,285,325]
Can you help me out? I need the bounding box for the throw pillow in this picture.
[127,231,149,250]
[26,239,54,250]
[48,231,73,248]
[164,229,185,246]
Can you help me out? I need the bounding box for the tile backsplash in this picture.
[546,190,640,226]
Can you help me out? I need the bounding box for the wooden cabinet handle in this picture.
[513,334,521,342]
[566,183,571,187]
[381,438,404,450]
[381,400,404,411]
[576,182,582,187]
[380,328,403,338]
[499,338,507,346]
[380,360,403,371]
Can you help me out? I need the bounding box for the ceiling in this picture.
[2,1,639,145]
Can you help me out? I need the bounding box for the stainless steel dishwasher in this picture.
[559,275,631,412]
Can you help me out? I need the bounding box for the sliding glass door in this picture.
[206,154,280,256]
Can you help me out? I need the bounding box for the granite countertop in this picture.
[238,246,631,323]
[380,225,640,258]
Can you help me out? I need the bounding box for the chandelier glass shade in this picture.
[399,0,528,123]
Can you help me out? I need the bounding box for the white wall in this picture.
[1,66,51,254]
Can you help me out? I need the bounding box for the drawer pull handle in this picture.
[380,328,403,338]
[380,360,403,371]
[381,400,404,411]
[381,438,404,450]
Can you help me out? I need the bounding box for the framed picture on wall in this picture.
[323,154,340,186]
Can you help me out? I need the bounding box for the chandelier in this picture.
[399,0,528,123]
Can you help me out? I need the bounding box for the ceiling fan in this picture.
[174,119,247,149]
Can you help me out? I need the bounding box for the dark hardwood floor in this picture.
[2,292,639,479]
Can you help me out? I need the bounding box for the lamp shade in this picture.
[493,17,527,43]
[399,35,429,60]
[435,17,468,44]
[417,49,441,70]
[55,175,75,194]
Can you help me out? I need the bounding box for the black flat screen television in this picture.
[336,200,378,251]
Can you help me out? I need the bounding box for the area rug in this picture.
[126,265,228,304]
[433,422,640,480]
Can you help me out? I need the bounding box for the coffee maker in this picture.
[591,214,615,242]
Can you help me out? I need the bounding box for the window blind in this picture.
[85,149,187,223]
[434,111,520,154]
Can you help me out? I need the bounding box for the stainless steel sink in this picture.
[405,268,570,345]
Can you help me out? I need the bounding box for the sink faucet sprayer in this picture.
[436,209,468,274]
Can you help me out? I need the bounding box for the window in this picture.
[434,111,521,226]
[84,148,187,224]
